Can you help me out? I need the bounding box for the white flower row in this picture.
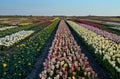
[105,22,120,26]
[86,19,120,26]
[85,19,103,23]
[67,20,120,73]
[0,26,18,31]
[108,26,120,31]
[0,30,34,46]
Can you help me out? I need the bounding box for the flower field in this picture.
[67,20,120,79]
[79,23,120,43]
[0,16,120,79]
[39,20,98,79]
[0,17,60,79]
[78,18,120,36]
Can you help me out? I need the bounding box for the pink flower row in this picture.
[39,20,98,79]
[80,23,120,43]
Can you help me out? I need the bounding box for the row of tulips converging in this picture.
[39,20,98,79]
[67,20,120,79]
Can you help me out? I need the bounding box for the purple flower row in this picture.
[80,23,120,43]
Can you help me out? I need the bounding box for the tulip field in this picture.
[66,17,120,79]
[39,20,98,79]
[0,16,120,79]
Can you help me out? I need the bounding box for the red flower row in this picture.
[73,18,101,28]
[39,21,52,27]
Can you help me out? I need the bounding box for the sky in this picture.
[0,0,120,16]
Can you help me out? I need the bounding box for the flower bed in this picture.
[0,19,59,79]
[73,18,101,28]
[39,20,98,79]
[96,18,120,23]
[39,21,52,27]
[0,26,18,31]
[0,30,34,47]
[67,20,120,79]
[0,22,41,38]
[0,20,54,51]
[80,23,120,43]
[108,26,120,31]
[19,22,33,26]
[105,22,120,26]
[83,19,120,36]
